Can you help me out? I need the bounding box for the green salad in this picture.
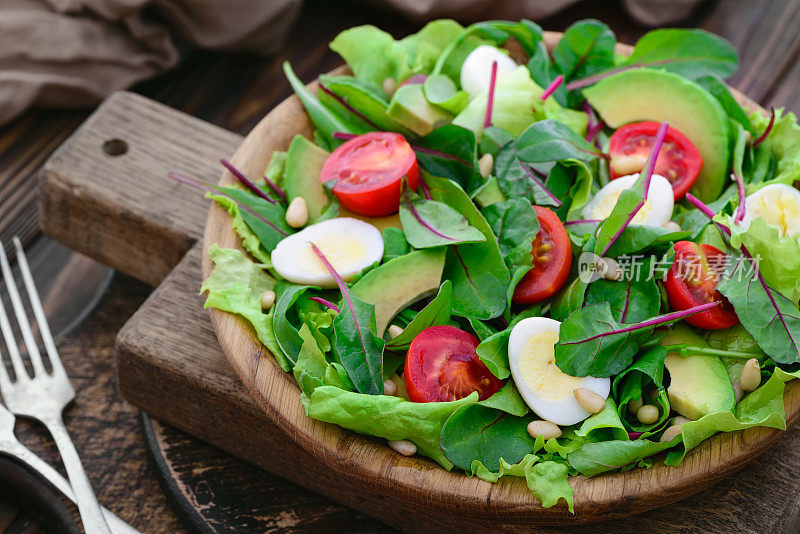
[191,19,800,512]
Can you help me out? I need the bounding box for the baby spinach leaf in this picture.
[400,194,486,249]
[415,125,483,194]
[584,256,660,323]
[696,75,754,134]
[293,324,332,395]
[318,75,403,132]
[516,119,603,164]
[307,386,478,469]
[553,19,616,86]
[207,194,271,264]
[283,62,359,146]
[477,381,529,417]
[481,198,540,259]
[528,41,568,107]
[214,186,293,251]
[273,283,315,367]
[494,146,560,207]
[426,175,510,319]
[567,29,739,91]
[386,281,453,351]
[568,437,679,477]
[466,316,498,341]
[550,278,589,322]
[440,404,535,471]
[574,398,629,442]
[479,126,516,158]
[716,253,800,365]
[381,227,410,262]
[476,328,512,380]
[612,346,670,432]
[603,225,691,258]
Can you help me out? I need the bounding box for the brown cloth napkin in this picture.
[0,0,701,127]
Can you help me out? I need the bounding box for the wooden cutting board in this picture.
[38,91,800,532]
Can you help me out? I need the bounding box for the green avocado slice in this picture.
[584,68,730,202]
[284,134,330,223]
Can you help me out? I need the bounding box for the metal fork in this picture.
[0,402,139,533]
[0,237,111,534]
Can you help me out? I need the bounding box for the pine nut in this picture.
[628,396,644,413]
[739,358,761,392]
[660,424,683,443]
[478,153,494,177]
[673,415,691,426]
[382,77,397,97]
[260,290,276,310]
[388,324,404,339]
[733,381,744,403]
[610,154,648,176]
[599,257,622,281]
[637,404,660,425]
[285,197,308,228]
[388,439,416,456]
[383,379,398,396]
[574,388,605,414]
[664,221,682,233]
[527,420,562,440]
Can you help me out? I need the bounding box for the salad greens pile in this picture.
[196,18,800,513]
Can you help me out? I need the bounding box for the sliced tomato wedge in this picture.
[512,206,572,305]
[608,121,703,201]
[404,325,502,403]
[664,241,739,329]
[320,132,419,217]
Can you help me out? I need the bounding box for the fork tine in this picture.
[0,241,47,376]
[0,290,25,386]
[12,237,63,375]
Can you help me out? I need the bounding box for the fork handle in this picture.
[0,438,139,533]
[42,416,113,534]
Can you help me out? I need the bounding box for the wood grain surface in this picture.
[201,32,800,528]
[11,0,800,531]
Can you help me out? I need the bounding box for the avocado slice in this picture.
[584,69,730,202]
[352,248,445,336]
[661,325,735,420]
[284,134,330,223]
[472,176,507,208]
[387,84,453,137]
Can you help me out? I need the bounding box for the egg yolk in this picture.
[517,331,585,402]
[590,189,653,224]
[299,233,367,277]
[749,191,800,238]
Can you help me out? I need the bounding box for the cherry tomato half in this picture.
[404,325,502,403]
[664,241,739,330]
[512,206,572,305]
[608,121,703,201]
[320,132,419,217]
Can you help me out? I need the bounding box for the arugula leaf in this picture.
[554,301,719,377]
[385,281,453,351]
[440,404,535,471]
[716,253,800,365]
[481,199,540,258]
[400,193,486,249]
[584,256,661,323]
[414,125,483,194]
[516,119,603,163]
[553,19,616,100]
[426,175,510,319]
[201,246,284,369]
[283,62,358,147]
[381,227,410,262]
[307,386,477,469]
[567,29,738,91]
[310,244,385,394]
[594,122,667,256]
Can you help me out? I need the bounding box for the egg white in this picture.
[508,317,610,426]
[460,45,517,100]
[271,217,383,288]
[740,183,800,240]
[582,173,674,228]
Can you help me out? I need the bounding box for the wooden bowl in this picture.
[202,33,800,528]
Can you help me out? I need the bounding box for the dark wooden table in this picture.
[2,0,800,531]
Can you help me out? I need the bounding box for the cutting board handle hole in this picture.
[102,138,128,157]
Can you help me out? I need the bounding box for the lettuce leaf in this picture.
[201,246,286,369]
[470,456,574,512]
[724,215,800,304]
[330,20,464,90]
[306,386,477,469]
[207,194,271,265]
[750,107,800,187]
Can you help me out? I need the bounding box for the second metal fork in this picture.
[0,237,111,534]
